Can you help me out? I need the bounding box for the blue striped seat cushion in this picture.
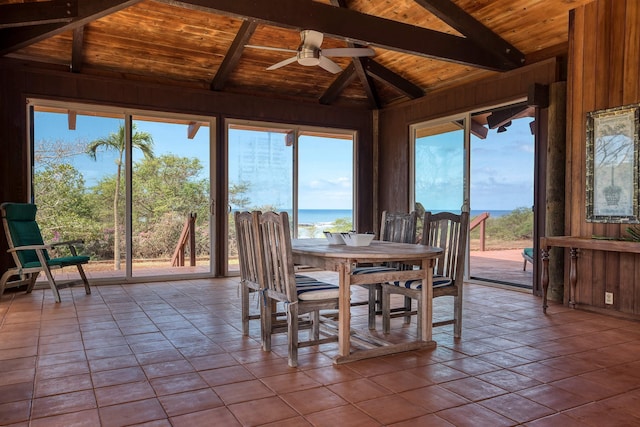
[295,275,340,301]
[389,275,452,290]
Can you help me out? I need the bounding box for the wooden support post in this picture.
[545,81,566,303]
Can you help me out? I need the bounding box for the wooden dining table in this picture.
[291,238,443,364]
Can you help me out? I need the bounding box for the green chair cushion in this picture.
[22,255,90,269]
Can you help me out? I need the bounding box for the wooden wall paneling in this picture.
[622,0,640,105]
[608,0,625,108]
[619,252,636,314]
[591,0,610,308]
[566,6,586,304]
[626,1,640,316]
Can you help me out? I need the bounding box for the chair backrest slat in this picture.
[234,211,262,287]
[258,211,297,302]
[422,211,469,283]
[380,211,417,244]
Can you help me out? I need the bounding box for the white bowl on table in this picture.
[340,232,375,247]
[323,231,345,244]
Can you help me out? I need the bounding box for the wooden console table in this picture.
[540,236,640,313]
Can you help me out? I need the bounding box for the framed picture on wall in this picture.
[586,103,640,223]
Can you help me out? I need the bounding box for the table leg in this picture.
[420,258,434,342]
[337,262,351,359]
[541,247,549,313]
[569,248,578,308]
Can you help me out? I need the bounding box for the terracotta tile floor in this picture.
[1,277,640,426]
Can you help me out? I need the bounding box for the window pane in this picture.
[298,134,353,237]
[33,108,125,279]
[131,116,211,277]
[227,126,293,273]
[415,126,464,212]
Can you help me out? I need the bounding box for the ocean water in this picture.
[296,209,513,225]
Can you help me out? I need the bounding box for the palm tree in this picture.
[87,123,154,270]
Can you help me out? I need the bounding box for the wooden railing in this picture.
[171,213,196,267]
[469,212,490,251]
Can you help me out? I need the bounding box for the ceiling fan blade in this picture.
[321,47,375,57]
[301,30,324,48]
[245,45,297,53]
[266,56,298,71]
[318,56,342,74]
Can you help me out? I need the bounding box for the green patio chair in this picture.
[0,202,91,303]
[522,247,534,271]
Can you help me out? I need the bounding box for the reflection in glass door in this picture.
[412,116,468,216]
[226,123,355,274]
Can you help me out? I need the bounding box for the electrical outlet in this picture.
[605,292,614,305]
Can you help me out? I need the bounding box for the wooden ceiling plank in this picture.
[413,0,525,68]
[71,26,85,73]
[0,0,144,55]
[167,0,519,71]
[320,62,357,105]
[365,59,425,99]
[211,20,258,91]
[0,0,78,29]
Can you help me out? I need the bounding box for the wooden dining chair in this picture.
[256,211,339,367]
[234,211,263,336]
[352,210,418,329]
[381,211,469,338]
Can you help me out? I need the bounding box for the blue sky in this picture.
[34,110,533,211]
[470,117,534,210]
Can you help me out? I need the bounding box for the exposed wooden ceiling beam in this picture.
[0,0,144,55]
[211,20,257,91]
[0,0,78,29]
[319,62,358,105]
[329,0,378,109]
[187,122,201,139]
[486,105,531,129]
[413,0,525,67]
[68,110,77,130]
[352,58,380,109]
[71,26,85,73]
[167,0,521,71]
[470,118,488,139]
[364,59,424,99]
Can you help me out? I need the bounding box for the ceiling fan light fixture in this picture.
[297,49,321,66]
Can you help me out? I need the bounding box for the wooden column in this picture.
[546,81,567,303]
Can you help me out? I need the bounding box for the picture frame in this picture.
[586,103,640,223]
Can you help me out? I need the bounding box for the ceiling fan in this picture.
[246,30,375,74]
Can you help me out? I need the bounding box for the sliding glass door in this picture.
[30,101,214,282]
[130,115,212,278]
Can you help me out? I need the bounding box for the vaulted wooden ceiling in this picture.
[0,0,593,110]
